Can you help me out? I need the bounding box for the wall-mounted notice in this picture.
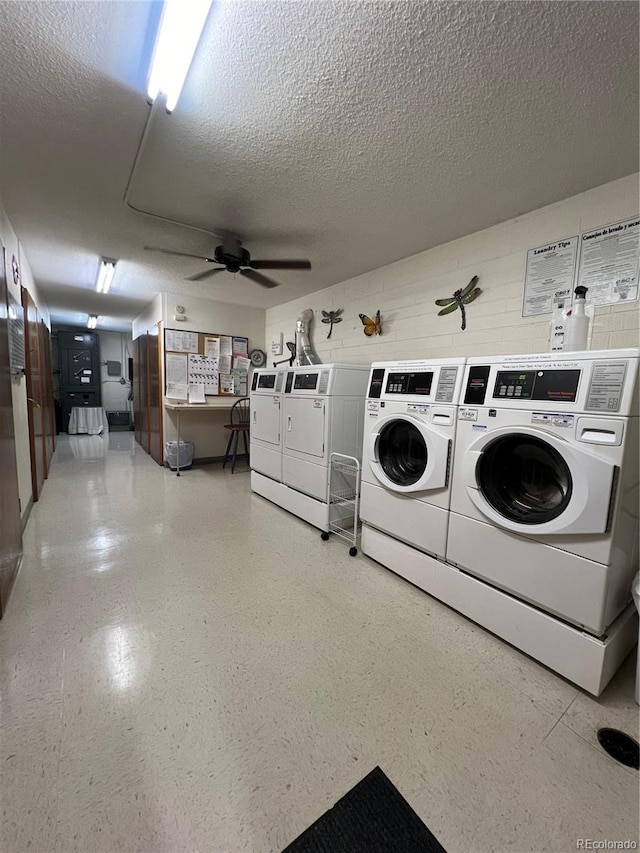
[204,337,220,357]
[188,354,219,395]
[220,374,234,394]
[7,288,25,374]
[231,368,247,396]
[233,356,251,372]
[577,217,639,306]
[166,352,188,385]
[522,236,579,317]
[220,336,233,357]
[166,330,199,352]
[232,337,248,357]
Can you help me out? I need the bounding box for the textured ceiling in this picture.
[0,0,638,331]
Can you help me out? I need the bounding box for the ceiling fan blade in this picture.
[249,260,311,270]
[240,268,280,289]
[186,267,226,282]
[144,246,214,262]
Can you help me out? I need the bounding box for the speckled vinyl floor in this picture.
[1,434,638,853]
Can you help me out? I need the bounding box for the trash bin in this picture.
[632,572,640,706]
[165,440,195,471]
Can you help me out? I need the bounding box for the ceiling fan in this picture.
[144,234,311,288]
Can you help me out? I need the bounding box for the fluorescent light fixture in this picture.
[96,258,117,294]
[87,315,98,329]
[147,0,213,113]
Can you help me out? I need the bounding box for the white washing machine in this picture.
[249,368,285,482]
[360,358,466,566]
[440,348,639,694]
[251,364,369,530]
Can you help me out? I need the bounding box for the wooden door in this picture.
[133,334,149,453]
[148,330,163,464]
[133,336,143,447]
[133,331,163,464]
[23,288,47,497]
[40,320,55,465]
[0,245,22,615]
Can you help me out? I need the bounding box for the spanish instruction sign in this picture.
[522,236,579,317]
[577,217,639,306]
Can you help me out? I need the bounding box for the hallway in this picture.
[1,434,638,853]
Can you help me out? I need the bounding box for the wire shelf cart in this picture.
[322,452,361,556]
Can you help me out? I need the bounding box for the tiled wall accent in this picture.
[266,174,639,365]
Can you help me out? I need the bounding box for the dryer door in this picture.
[462,426,616,535]
[251,395,281,445]
[366,415,450,494]
[283,396,326,459]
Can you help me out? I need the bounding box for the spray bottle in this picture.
[563,285,590,352]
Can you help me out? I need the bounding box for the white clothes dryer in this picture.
[251,364,369,530]
[360,358,466,563]
[249,368,285,482]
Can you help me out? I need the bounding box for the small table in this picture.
[68,406,109,435]
[163,398,235,476]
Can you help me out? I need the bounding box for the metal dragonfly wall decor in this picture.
[321,308,343,339]
[435,275,481,331]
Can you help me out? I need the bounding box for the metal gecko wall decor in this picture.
[435,275,481,330]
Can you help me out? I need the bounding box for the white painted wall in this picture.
[132,294,162,340]
[266,174,639,365]
[133,292,266,461]
[161,292,265,461]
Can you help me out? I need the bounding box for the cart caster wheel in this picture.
[321,531,330,541]
[349,546,358,557]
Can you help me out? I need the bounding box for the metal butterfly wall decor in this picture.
[359,310,382,337]
[321,308,343,339]
[435,275,481,330]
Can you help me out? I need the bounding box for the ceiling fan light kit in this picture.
[147,0,213,113]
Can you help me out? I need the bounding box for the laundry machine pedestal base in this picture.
[251,471,329,531]
[361,524,637,696]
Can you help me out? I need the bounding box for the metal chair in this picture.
[222,397,250,473]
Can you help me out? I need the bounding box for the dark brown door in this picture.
[134,334,150,452]
[133,330,163,464]
[40,320,55,466]
[0,245,22,615]
[148,329,163,465]
[22,287,46,499]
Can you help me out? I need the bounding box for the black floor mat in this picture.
[282,766,447,852]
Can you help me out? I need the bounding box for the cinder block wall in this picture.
[266,174,639,364]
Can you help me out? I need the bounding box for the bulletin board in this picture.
[164,328,250,397]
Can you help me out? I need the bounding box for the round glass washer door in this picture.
[377,419,427,486]
[367,415,450,493]
[477,434,572,525]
